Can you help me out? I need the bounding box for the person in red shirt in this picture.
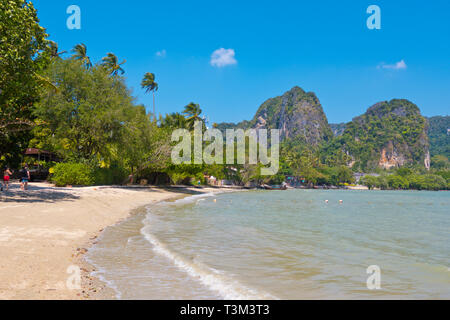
[2,167,13,191]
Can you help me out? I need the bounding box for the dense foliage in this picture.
[427,116,450,158]
[0,0,51,167]
[51,163,94,187]
[325,100,428,171]
[361,170,448,191]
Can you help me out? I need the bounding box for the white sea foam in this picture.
[85,247,123,299]
[172,191,217,204]
[141,227,276,300]
[142,199,278,300]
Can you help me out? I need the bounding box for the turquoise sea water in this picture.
[87,190,450,299]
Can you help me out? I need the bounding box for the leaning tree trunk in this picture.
[153,91,156,122]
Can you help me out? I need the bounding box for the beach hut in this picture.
[23,148,62,181]
[24,148,61,163]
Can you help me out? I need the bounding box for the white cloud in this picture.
[378,59,407,70]
[210,48,237,67]
[156,49,166,58]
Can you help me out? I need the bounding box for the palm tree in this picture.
[141,72,158,120]
[101,53,126,76]
[161,112,186,128]
[71,43,92,68]
[48,41,67,58]
[182,102,202,130]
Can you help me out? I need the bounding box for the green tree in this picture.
[387,175,409,189]
[141,72,158,120]
[101,53,126,76]
[183,102,203,130]
[361,175,378,190]
[160,112,187,129]
[0,0,51,166]
[120,110,172,181]
[336,165,355,184]
[396,167,413,177]
[32,59,134,162]
[409,174,446,190]
[33,58,172,184]
[48,41,67,59]
[71,43,92,69]
[431,155,449,170]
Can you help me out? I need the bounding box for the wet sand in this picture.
[0,182,228,299]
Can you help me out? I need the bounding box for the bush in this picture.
[419,174,446,190]
[376,176,389,190]
[337,166,355,184]
[435,170,450,182]
[170,172,191,185]
[51,163,94,187]
[361,175,378,189]
[408,174,425,190]
[431,155,449,170]
[398,174,446,190]
[387,175,409,189]
[193,172,206,185]
[93,165,127,185]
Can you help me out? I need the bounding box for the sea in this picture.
[86,189,450,299]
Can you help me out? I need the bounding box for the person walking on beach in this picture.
[2,166,13,191]
[20,165,30,191]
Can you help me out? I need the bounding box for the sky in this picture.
[34,0,450,124]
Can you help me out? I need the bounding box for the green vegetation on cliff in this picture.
[325,99,429,171]
[427,116,450,158]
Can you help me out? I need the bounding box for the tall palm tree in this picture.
[71,43,92,68]
[182,102,202,130]
[101,53,126,76]
[141,72,158,119]
[48,41,67,59]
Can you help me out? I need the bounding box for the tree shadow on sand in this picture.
[0,183,80,203]
[0,183,220,204]
[105,185,212,195]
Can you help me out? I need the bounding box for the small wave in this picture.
[141,228,277,300]
[172,192,217,204]
[85,250,123,299]
[141,191,278,299]
[152,192,218,209]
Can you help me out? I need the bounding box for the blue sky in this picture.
[34,0,449,124]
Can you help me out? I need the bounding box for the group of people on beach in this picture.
[1,165,31,192]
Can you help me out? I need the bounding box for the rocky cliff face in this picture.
[330,123,346,136]
[216,88,432,171]
[336,99,430,170]
[247,86,333,146]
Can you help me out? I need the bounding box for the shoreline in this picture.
[81,188,232,300]
[2,184,445,300]
[0,182,231,300]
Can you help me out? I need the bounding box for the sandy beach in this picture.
[0,182,227,300]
